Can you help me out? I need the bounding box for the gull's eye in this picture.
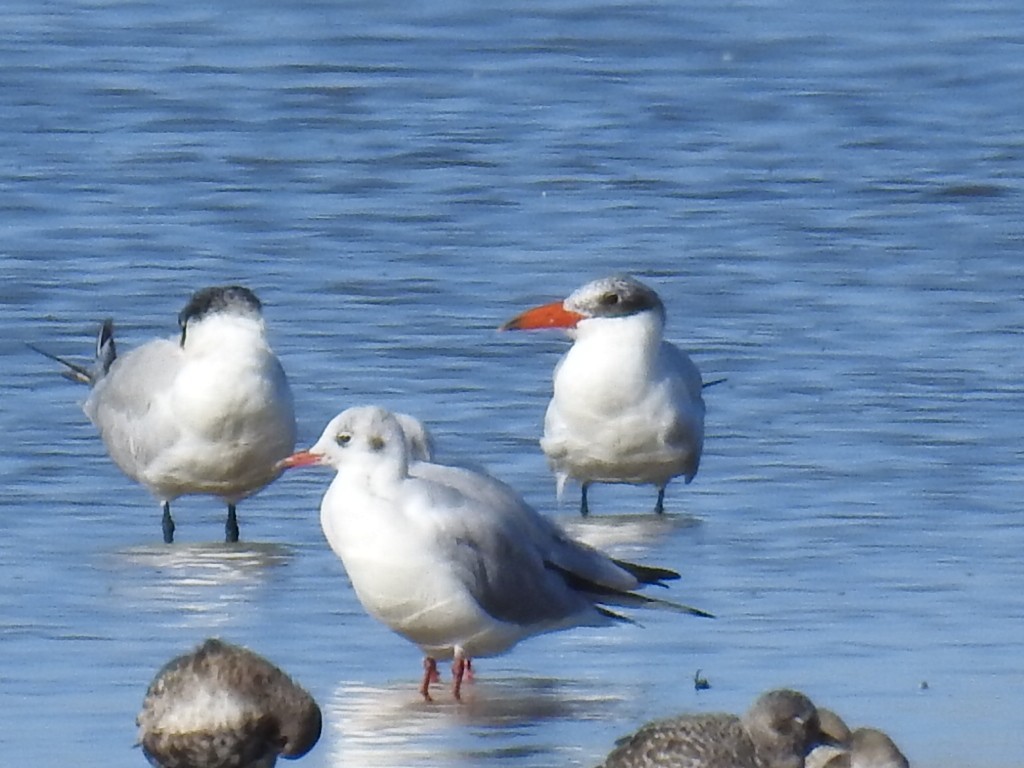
[598,292,619,306]
[369,435,385,451]
[335,433,351,447]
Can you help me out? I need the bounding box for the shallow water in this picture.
[1,0,1022,765]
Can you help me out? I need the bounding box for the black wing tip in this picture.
[612,558,681,586]
[26,342,93,384]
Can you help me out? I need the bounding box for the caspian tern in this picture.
[500,275,706,516]
[598,689,833,768]
[278,405,711,702]
[32,286,296,543]
[138,638,322,768]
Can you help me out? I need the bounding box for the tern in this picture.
[501,274,706,517]
[32,285,296,543]
[279,405,711,701]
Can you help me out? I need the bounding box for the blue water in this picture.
[1,1,1022,765]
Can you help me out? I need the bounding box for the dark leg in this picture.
[580,483,591,517]
[654,486,666,515]
[161,502,175,544]
[225,504,239,543]
[420,657,439,702]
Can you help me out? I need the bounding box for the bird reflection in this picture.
[561,510,701,553]
[110,542,294,625]
[324,676,623,768]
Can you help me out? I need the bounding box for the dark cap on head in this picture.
[178,286,263,345]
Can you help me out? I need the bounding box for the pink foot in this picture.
[420,657,440,701]
[452,656,473,701]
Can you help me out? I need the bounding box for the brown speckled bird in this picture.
[598,689,832,768]
[137,638,321,768]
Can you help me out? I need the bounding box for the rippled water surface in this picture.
[1,1,1022,765]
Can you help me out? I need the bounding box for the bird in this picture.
[138,638,322,768]
[31,285,296,543]
[597,688,834,768]
[500,274,706,516]
[807,727,909,768]
[277,405,711,702]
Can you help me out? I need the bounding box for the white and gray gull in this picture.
[500,275,707,516]
[278,405,711,701]
[33,285,296,543]
[138,638,321,768]
[598,688,836,768]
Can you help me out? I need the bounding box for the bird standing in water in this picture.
[279,405,710,701]
[33,285,296,543]
[501,275,705,516]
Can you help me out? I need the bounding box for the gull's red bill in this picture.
[277,450,322,470]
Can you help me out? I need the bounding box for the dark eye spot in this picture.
[369,435,386,451]
[335,433,351,446]
[598,292,619,306]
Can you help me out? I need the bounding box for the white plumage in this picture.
[280,405,709,701]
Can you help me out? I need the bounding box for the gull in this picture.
[278,405,711,701]
[598,688,835,768]
[138,638,321,768]
[32,285,296,543]
[500,275,706,516]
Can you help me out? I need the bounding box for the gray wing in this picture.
[84,339,184,484]
[407,463,695,627]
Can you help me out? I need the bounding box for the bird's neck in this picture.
[573,312,663,372]
[183,315,270,359]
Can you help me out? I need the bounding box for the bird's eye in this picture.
[369,436,385,451]
[598,292,619,306]
[335,433,351,446]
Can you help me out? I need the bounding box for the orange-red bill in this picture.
[499,301,584,331]
[277,450,322,470]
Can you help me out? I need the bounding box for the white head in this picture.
[500,274,666,340]
[279,406,417,485]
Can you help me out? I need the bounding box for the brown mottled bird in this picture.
[809,727,910,768]
[138,638,321,768]
[598,689,833,768]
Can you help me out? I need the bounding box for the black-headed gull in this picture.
[501,275,706,517]
[279,405,711,701]
[138,638,322,768]
[33,286,296,543]
[598,689,834,768]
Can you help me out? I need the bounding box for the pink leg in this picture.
[452,655,472,701]
[420,657,440,702]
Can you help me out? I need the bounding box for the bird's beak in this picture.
[277,450,323,470]
[499,300,584,330]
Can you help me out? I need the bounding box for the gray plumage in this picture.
[598,689,829,768]
[32,285,296,543]
[138,638,321,768]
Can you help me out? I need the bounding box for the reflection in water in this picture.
[108,542,294,627]
[561,512,701,554]
[326,677,622,768]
